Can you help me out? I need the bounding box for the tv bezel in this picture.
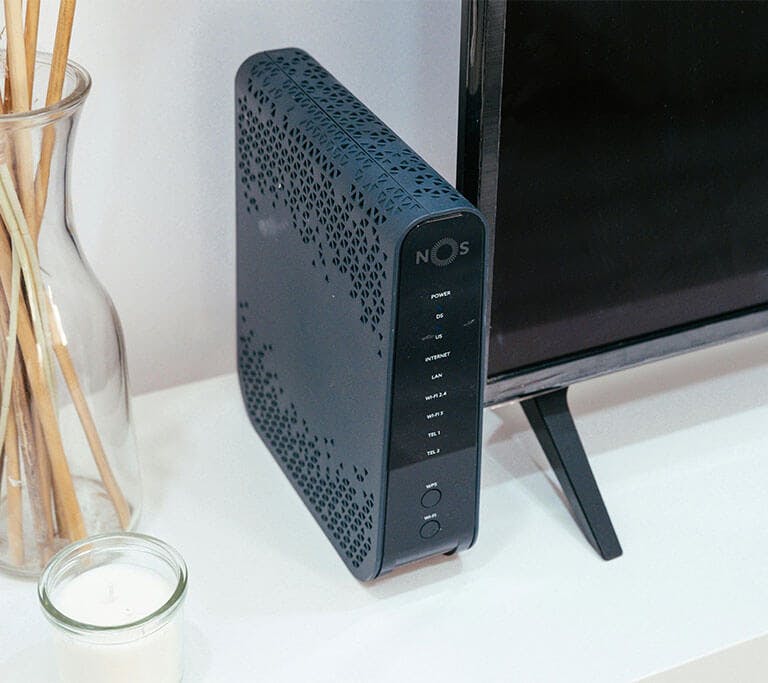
[458,0,768,407]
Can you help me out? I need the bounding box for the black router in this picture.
[236,49,488,580]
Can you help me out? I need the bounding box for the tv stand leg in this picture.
[521,387,622,560]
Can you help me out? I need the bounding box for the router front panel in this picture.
[236,48,488,579]
[382,212,485,572]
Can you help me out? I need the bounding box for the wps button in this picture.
[421,489,442,508]
[420,520,441,539]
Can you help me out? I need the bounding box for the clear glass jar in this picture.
[38,533,187,683]
[0,53,140,576]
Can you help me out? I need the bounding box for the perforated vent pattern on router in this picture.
[237,49,468,344]
[237,55,400,343]
[239,303,375,569]
[271,49,464,208]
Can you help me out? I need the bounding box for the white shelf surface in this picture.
[3,333,768,682]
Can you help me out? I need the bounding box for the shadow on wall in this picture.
[64,1,461,394]
[484,330,768,482]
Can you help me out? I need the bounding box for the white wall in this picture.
[33,0,462,394]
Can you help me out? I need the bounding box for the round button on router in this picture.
[420,520,441,539]
[421,489,442,508]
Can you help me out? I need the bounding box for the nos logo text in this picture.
[416,237,470,267]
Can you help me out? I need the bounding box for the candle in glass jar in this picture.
[39,533,187,683]
[52,564,182,683]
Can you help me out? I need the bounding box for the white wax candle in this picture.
[51,564,183,683]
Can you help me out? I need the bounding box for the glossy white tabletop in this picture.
[3,333,768,682]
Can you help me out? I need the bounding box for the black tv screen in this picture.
[472,1,768,385]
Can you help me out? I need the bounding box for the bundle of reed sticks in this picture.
[0,0,130,571]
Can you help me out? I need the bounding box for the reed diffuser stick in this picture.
[0,267,52,562]
[0,237,20,461]
[0,290,22,563]
[50,304,132,529]
[0,288,23,565]
[0,306,8,484]
[3,0,35,222]
[0,164,56,391]
[3,404,23,565]
[0,429,4,491]
[12,354,53,559]
[0,185,56,556]
[24,0,41,103]
[2,0,28,103]
[0,200,84,540]
[32,403,56,539]
[47,0,76,105]
[2,71,10,111]
[34,0,76,229]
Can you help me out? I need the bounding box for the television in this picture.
[458,0,768,558]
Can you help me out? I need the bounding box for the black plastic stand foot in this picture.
[521,387,623,560]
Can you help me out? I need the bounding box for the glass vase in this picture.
[0,53,140,576]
